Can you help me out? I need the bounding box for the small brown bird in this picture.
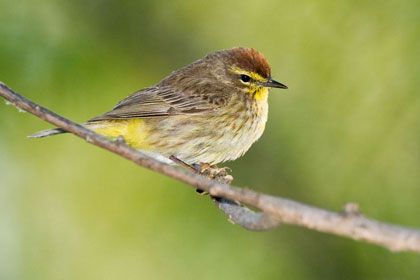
[31,47,287,167]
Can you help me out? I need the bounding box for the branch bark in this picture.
[1,81,420,253]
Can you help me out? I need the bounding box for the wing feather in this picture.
[88,86,228,122]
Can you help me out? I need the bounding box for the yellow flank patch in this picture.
[91,119,149,149]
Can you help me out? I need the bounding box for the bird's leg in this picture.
[169,155,197,173]
[169,155,208,194]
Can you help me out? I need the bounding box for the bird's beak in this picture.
[260,78,288,89]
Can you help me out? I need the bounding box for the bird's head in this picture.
[206,47,288,101]
[160,47,287,102]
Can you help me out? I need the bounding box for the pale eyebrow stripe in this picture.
[229,67,267,82]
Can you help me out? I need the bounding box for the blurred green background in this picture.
[1,0,419,279]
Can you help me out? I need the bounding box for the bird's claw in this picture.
[199,163,233,185]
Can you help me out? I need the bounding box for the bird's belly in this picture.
[144,101,268,165]
[90,100,268,165]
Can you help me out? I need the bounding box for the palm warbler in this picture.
[31,47,287,166]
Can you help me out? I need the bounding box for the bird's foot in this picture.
[195,164,233,195]
[199,163,233,185]
[169,156,233,194]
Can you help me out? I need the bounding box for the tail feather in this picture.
[28,128,67,138]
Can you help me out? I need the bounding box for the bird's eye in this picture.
[240,74,251,83]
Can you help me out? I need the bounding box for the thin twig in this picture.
[1,81,420,253]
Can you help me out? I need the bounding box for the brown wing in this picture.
[88,85,229,122]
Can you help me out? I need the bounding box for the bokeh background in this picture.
[1,0,419,279]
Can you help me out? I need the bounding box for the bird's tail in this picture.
[28,128,67,138]
[27,122,106,138]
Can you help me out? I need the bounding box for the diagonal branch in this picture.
[1,81,420,253]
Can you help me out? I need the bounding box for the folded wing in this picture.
[88,85,229,122]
